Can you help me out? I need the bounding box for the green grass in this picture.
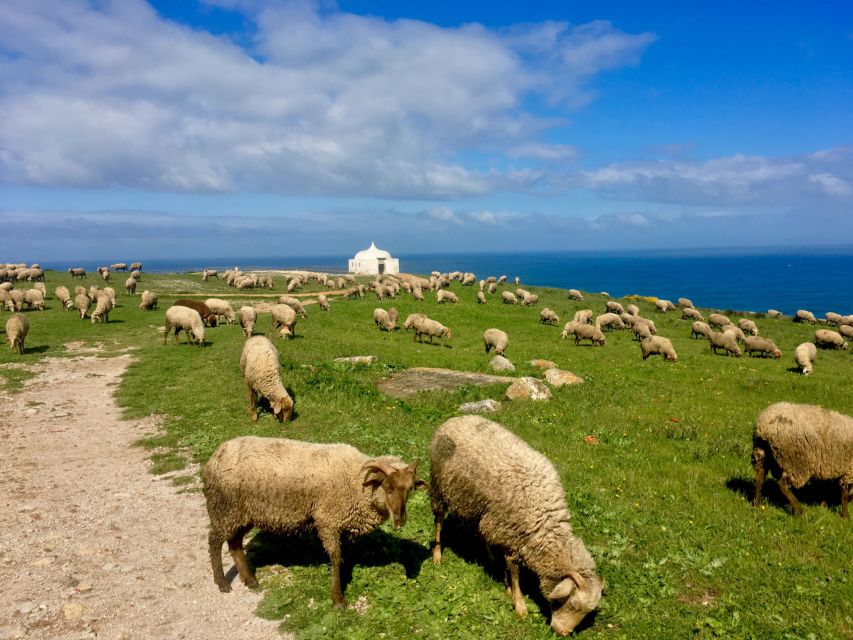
[2,270,852,639]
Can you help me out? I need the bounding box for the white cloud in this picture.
[0,0,654,198]
[808,172,852,196]
[425,205,463,225]
[507,143,579,161]
[469,210,498,225]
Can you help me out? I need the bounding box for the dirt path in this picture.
[0,349,287,640]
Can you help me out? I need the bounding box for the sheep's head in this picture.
[362,459,426,530]
[772,349,782,359]
[547,571,604,636]
[442,328,452,340]
[272,394,294,422]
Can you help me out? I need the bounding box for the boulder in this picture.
[458,399,502,414]
[529,359,558,370]
[334,356,378,365]
[490,355,515,372]
[543,368,584,387]
[505,377,552,401]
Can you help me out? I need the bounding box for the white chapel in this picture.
[348,242,399,276]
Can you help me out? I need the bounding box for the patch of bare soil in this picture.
[0,354,287,640]
[377,367,515,398]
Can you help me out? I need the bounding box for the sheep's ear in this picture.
[549,572,586,601]
[362,460,395,487]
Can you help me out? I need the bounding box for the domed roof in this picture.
[353,241,392,260]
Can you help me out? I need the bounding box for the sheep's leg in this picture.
[777,474,803,515]
[228,531,259,590]
[840,480,850,519]
[246,385,258,421]
[505,554,528,617]
[751,446,766,507]
[319,529,345,607]
[431,507,445,564]
[208,530,231,592]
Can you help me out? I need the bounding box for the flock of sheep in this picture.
[2,262,852,636]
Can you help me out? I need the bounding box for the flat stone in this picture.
[543,368,584,387]
[505,377,552,401]
[378,367,515,398]
[62,603,85,620]
[0,625,27,639]
[334,356,378,365]
[529,359,557,370]
[489,355,515,372]
[458,399,502,414]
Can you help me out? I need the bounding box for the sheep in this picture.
[317,294,330,311]
[722,324,746,343]
[0,289,11,312]
[709,330,741,357]
[173,298,218,327]
[738,318,759,336]
[111,263,128,271]
[411,286,425,302]
[605,301,624,315]
[461,273,476,286]
[632,322,653,342]
[270,304,298,339]
[514,276,520,286]
[520,293,539,307]
[681,307,703,321]
[655,299,676,312]
[33,282,46,298]
[497,275,507,285]
[567,289,583,301]
[138,290,158,311]
[5,313,29,354]
[0,282,12,291]
[483,328,509,356]
[68,267,86,279]
[101,270,111,283]
[387,307,398,326]
[429,416,604,635]
[752,402,853,518]
[572,309,593,324]
[74,293,92,319]
[103,286,116,307]
[626,303,639,316]
[55,286,74,310]
[90,292,114,323]
[125,277,137,295]
[502,291,518,305]
[203,436,422,604]
[815,329,848,350]
[205,298,236,325]
[678,297,695,309]
[130,262,142,271]
[794,342,817,376]
[373,308,396,332]
[237,306,256,337]
[202,269,219,281]
[840,325,853,341]
[743,336,782,359]
[476,290,486,304]
[640,336,677,361]
[825,312,843,326]
[560,321,578,340]
[164,306,205,346]
[239,336,293,422]
[539,308,559,326]
[402,313,426,331]
[571,323,606,347]
[437,290,459,304]
[595,312,625,331]
[709,313,730,328]
[412,316,452,347]
[7,289,24,311]
[767,309,783,318]
[74,285,87,297]
[794,309,817,324]
[23,289,45,311]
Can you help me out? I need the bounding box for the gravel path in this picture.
[0,349,286,640]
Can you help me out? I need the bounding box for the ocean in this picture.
[37,247,853,317]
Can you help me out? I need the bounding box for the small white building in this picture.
[348,242,399,276]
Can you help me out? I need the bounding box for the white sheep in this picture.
[572,309,593,324]
[55,286,74,310]
[681,307,703,321]
[5,313,29,354]
[815,329,848,350]
[412,316,452,347]
[709,330,741,357]
[270,304,298,338]
[139,290,158,311]
[205,298,236,325]
[794,309,817,324]
[738,318,759,336]
[239,336,293,422]
[476,290,486,304]
[163,306,205,346]
[74,293,92,319]
[794,342,817,375]
[237,306,257,337]
[539,308,559,326]
[640,336,677,361]
[483,328,509,356]
[429,416,604,635]
[691,321,712,339]
[605,301,624,315]
[678,297,695,309]
[317,294,330,311]
[437,290,459,304]
[502,291,518,305]
[373,308,396,332]
[23,289,45,311]
[567,289,583,301]
[90,292,114,323]
[278,296,307,318]
[570,323,606,347]
[626,303,639,316]
[595,312,625,331]
[743,336,782,359]
[752,402,853,518]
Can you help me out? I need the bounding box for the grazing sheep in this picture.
[74,293,91,319]
[709,330,741,357]
[572,309,593,324]
[560,321,578,340]
[752,402,853,518]
[520,293,539,307]
[270,304,298,339]
[839,325,853,341]
[90,292,114,323]
[767,309,783,318]
[678,297,695,309]
[5,313,29,354]
[237,306,257,337]
[163,306,205,346]
[402,313,426,331]
[640,336,677,361]
[794,342,817,376]
[202,269,219,281]
[205,298,236,325]
[276,296,307,319]
[738,318,759,336]
[103,286,116,306]
[476,291,486,304]
[239,336,293,422]
[815,329,848,350]
[605,301,624,315]
[722,324,746,343]
[632,322,653,342]
[626,303,639,316]
[681,307,703,321]
[502,291,518,305]
[539,308,559,326]
[483,328,509,356]
[203,436,423,604]
[595,312,625,331]
[138,290,158,311]
[567,289,583,301]
[412,316,452,347]
[743,336,782,359]
[825,312,843,326]
[429,416,604,635]
[173,298,218,327]
[7,289,24,311]
[74,285,86,297]
[373,308,396,332]
[68,267,87,279]
[55,286,74,310]
[709,313,730,328]
[317,294,330,311]
[33,282,46,298]
[100,270,111,283]
[437,290,459,304]
[411,287,425,302]
[571,323,606,347]
[655,299,676,312]
[111,263,128,271]
[794,309,817,324]
[23,289,45,311]
[125,277,137,295]
[0,289,11,312]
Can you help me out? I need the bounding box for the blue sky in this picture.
[2,0,852,260]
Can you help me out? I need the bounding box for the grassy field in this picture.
[2,270,851,640]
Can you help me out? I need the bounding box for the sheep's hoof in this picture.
[332,598,346,609]
[217,582,232,593]
[245,578,261,591]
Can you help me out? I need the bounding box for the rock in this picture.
[583,435,599,445]
[489,355,515,372]
[62,603,84,620]
[543,368,584,387]
[505,377,552,401]
[334,356,378,365]
[31,557,55,567]
[529,359,557,370]
[0,625,27,639]
[75,583,93,593]
[16,601,37,614]
[458,399,502,414]
[377,367,515,398]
